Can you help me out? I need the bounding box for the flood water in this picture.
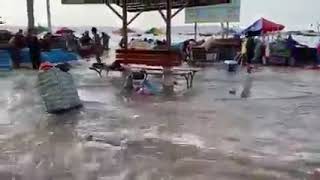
[1,55,320,179]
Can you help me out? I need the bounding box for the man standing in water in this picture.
[9,29,25,68]
[80,31,91,47]
[101,32,110,50]
[91,27,103,63]
[245,33,255,65]
[26,29,41,70]
[315,39,320,68]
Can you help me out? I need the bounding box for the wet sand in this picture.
[1,61,320,180]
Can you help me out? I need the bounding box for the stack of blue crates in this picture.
[0,50,12,70]
[20,48,31,63]
[0,48,79,71]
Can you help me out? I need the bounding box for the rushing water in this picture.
[1,50,320,179]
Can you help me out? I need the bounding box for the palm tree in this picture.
[26,0,35,29]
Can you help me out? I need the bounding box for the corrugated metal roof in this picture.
[107,0,230,12]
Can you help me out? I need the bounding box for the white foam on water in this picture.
[84,141,121,150]
[142,126,205,148]
[170,133,205,148]
[98,169,129,180]
[0,109,10,125]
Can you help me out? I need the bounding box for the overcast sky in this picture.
[0,0,319,30]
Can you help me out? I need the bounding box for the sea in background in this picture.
[2,25,319,48]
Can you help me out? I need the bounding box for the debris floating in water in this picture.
[229,88,237,95]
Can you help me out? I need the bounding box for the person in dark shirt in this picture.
[182,39,196,61]
[42,32,52,51]
[286,34,307,61]
[317,40,320,67]
[14,30,25,48]
[286,35,298,48]
[9,30,26,68]
[26,29,41,70]
[91,27,103,63]
[80,31,91,47]
[101,32,110,50]
[245,34,255,64]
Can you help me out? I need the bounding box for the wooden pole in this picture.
[171,6,185,19]
[106,4,123,20]
[127,11,143,26]
[46,0,52,32]
[166,0,172,49]
[122,0,128,49]
[194,22,197,41]
[27,0,35,29]
[226,21,229,38]
[158,9,167,22]
[220,22,225,39]
[163,0,174,95]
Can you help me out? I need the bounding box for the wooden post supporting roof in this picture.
[122,0,128,49]
[158,9,167,22]
[106,3,123,20]
[127,10,143,26]
[194,22,197,41]
[105,0,231,12]
[166,0,172,49]
[171,3,187,19]
[104,0,229,50]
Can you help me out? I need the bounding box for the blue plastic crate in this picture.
[20,48,32,63]
[41,49,78,63]
[0,50,12,70]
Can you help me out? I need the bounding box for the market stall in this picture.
[190,38,241,64]
[242,18,285,36]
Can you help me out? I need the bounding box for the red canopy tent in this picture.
[243,18,285,36]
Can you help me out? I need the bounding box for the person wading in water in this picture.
[26,29,41,70]
[91,27,103,63]
[101,32,110,50]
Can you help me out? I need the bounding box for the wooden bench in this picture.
[141,70,197,89]
[89,63,199,89]
[89,49,199,89]
[115,49,182,67]
[129,66,200,89]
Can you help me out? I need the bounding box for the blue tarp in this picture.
[1,48,78,70]
[20,48,31,63]
[0,50,12,70]
[41,49,78,63]
[20,48,78,64]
